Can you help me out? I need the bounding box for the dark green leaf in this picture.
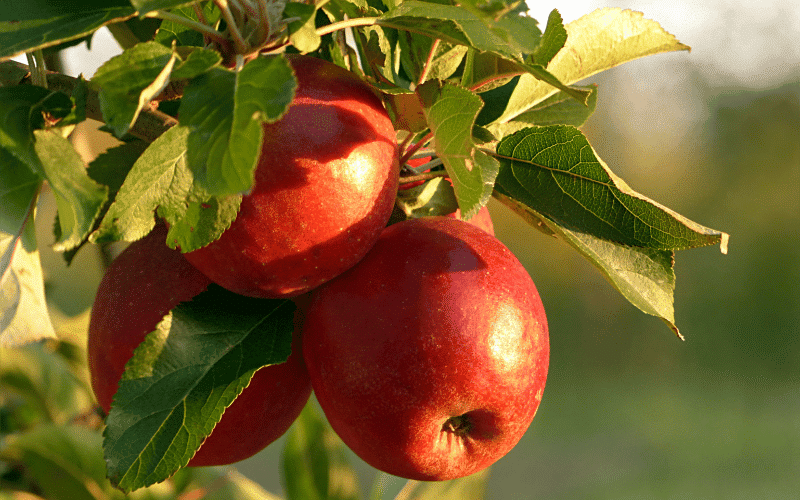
[494,125,729,252]
[0,85,73,168]
[32,130,108,252]
[104,288,295,492]
[0,3,136,62]
[0,149,39,237]
[0,61,29,87]
[283,403,361,500]
[493,190,682,337]
[107,16,162,48]
[180,56,296,196]
[416,80,499,218]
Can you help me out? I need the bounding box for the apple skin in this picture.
[184,55,399,299]
[88,224,312,466]
[302,216,549,480]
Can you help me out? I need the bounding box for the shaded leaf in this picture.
[104,287,295,492]
[416,80,499,218]
[395,175,458,219]
[494,125,728,252]
[153,3,221,47]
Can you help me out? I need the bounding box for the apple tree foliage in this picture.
[0,0,728,497]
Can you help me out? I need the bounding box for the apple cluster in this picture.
[88,55,549,481]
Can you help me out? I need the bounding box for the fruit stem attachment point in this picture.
[442,414,473,437]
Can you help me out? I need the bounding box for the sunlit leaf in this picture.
[490,8,691,128]
[91,125,241,252]
[494,125,728,252]
[32,130,108,252]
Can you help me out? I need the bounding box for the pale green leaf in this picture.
[491,7,691,128]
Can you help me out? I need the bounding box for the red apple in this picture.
[88,224,311,466]
[302,217,549,480]
[184,55,399,298]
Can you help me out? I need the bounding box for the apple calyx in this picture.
[443,414,473,437]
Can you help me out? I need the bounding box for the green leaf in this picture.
[0,60,29,87]
[490,7,691,128]
[494,126,729,252]
[493,191,681,337]
[531,9,567,67]
[283,403,361,500]
[129,0,201,17]
[0,85,74,169]
[416,80,499,218]
[0,154,55,348]
[93,42,178,138]
[32,130,108,252]
[286,2,322,53]
[0,423,109,500]
[0,2,136,62]
[489,84,598,136]
[104,287,295,492]
[180,56,297,196]
[91,125,241,252]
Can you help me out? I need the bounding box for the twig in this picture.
[316,17,379,37]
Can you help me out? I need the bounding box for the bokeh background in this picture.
[24,0,799,498]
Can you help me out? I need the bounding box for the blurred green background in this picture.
[21,0,800,498]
